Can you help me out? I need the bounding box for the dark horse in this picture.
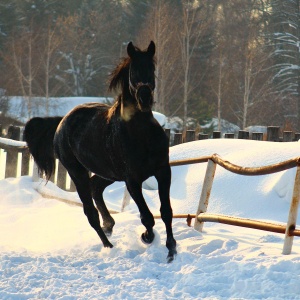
[24,41,177,262]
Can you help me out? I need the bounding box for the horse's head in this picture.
[127,41,156,112]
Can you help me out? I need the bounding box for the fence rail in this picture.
[189,155,300,255]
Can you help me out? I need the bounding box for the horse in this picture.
[24,41,177,262]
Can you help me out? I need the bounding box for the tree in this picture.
[54,1,130,97]
[137,0,181,115]
[267,0,300,129]
[177,0,215,131]
[207,1,278,129]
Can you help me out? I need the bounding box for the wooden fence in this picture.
[166,154,300,255]
[165,126,300,145]
[0,135,75,192]
[1,124,300,191]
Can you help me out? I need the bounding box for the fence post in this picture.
[69,180,77,192]
[173,133,183,145]
[294,133,300,141]
[194,159,217,231]
[212,131,221,139]
[224,133,234,139]
[32,162,40,182]
[252,132,263,141]
[5,149,18,178]
[7,125,21,140]
[267,126,280,141]
[282,164,300,254]
[198,133,209,140]
[57,161,67,190]
[21,149,30,176]
[121,187,131,212]
[164,128,170,142]
[238,130,250,139]
[185,130,195,142]
[283,131,293,142]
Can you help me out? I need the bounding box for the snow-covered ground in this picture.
[1,139,300,299]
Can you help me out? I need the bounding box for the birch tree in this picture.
[178,0,214,131]
[137,0,181,115]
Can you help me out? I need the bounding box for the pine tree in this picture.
[267,0,300,129]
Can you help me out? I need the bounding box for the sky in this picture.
[1,137,300,299]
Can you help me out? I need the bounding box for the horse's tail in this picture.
[24,116,63,180]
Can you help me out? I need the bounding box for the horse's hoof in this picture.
[167,253,176,263]
[167,254,175,263]
[102,227,113,237]
[104,241,114,248]
[141,232,155,244]
[167,249,177,263]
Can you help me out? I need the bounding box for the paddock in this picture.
[1,133,300,255]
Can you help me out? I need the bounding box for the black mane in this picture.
[108,56,131,93]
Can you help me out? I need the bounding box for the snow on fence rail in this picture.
[169,154,300,255]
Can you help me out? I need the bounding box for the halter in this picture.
[128,64,154,100]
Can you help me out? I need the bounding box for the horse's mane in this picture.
[108,57,131,93]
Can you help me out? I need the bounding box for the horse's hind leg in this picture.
[155,165,177,263]
[126,180,155,244]
[90,175,115,236]
[64,162,113,248]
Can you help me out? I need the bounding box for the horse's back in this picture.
[54,102,124,180]
[54,103,169,183]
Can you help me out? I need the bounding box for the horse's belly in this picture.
[78,154,125,182]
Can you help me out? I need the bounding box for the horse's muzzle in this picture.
[136,85,154,111]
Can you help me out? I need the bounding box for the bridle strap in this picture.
[128,64,154,99]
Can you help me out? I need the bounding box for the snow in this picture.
[0,137,26,147]
[1,139,300,299]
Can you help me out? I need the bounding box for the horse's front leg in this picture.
[126,180,155,244]
[155,165,177,263]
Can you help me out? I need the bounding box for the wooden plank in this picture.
[252,132,263,141]
[185,130,195,142]
[238,130,249,139]
[283,164,300,254]
[5,149,18,178]
[283,131,293,142]
[194,159,217,231]
[197,213,300,236]
[198,133,208,140]
[267,126,280,141]
[224,133,234,139]
[173,133,183,145]
[21,149,30,176]
[212,131,221,139]
[57,161,67,190]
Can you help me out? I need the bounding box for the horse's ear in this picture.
[127,42,136,58]
[147,41,155,57]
